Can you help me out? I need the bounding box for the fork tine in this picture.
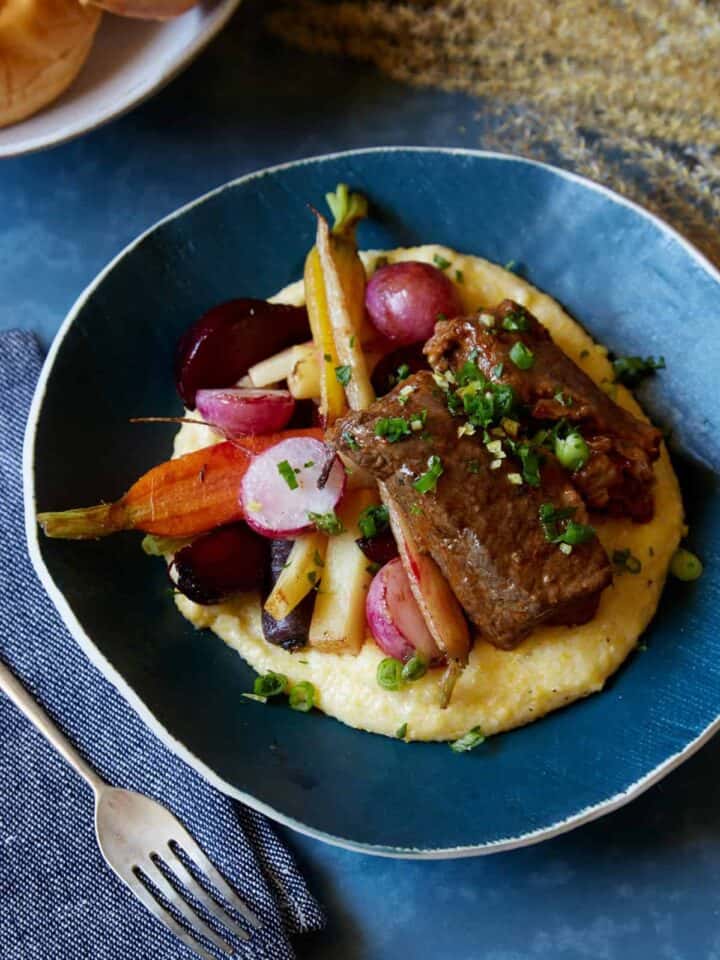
[164,844,251,941]
[169,830,262,930]
[139,857,234,956]
[123,867,217,960]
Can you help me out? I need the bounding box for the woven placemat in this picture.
[267,0,720,265]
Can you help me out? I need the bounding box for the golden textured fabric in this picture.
[268,0,720,264]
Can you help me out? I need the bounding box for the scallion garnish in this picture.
[401,656,428,682]
[396,722,408,739]
[277,460,299,490]
[612,355,666,386]
[289,681,316,712]
[539,503,596,546]
[341,430,360,451]
[413,455,444,494]
[335,365,352,386]
[377,658,403,691]
[433,254,451,270]
[358,504,389,539]
[450,726,485,753]
[612,548,642,574]
[307,510,345,536]
[501,311,529,332]
[396,363,410,381]
[554,430,590,472]
[455,269,464,284]
[670,548,703,581]
[375,416,412,443]
[253,672,288,698]
[509,341,535,370]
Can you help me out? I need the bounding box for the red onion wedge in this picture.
[239,437,346,538]
[195,388,295,438]
[366,558,441,662]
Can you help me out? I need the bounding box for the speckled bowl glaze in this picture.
[24,149,720,857]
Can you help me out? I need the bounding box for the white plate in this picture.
[0,0,241,158]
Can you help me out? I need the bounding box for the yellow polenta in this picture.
[172,246,684,741]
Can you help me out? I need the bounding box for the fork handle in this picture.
[0,659,105,794]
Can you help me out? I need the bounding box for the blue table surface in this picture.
[5,3,720,957]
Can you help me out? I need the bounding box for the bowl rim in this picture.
[0,0,243,159]
[23,146,720,858]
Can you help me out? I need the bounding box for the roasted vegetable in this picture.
[264,532,328,621]
[262,540,314,650]
[37,428,321,539]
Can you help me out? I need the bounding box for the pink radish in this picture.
[239,437,346,538]
[366,558,441,662]
[195,388,295,437]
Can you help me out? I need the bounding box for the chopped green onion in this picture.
[396,363,411,381]
[670,548,703,581]
[253,672,288,698]
[539,503,596,545]
[612,355,665,386]
[612,548,642,574]
[289,681,316,712]
[341,430,360,451]
[358,504,389,539]
[516,443,542,486]
[509,341,535,370]
[335,365,352,386]
[433,254,451,270]
[377,657,403,691]
[450,726,485,753]
[554,430,590,471]
[375,416,412,443]
[413,455,444,494]
[396,722,408,739]
[242,693,267,704]
[501,311,529,332]
[401,656,428,682]
[304,460,315,468]
[455,269,464,283]
[307,510,345,536]
[277,460,299,490]
[312,550,325,567]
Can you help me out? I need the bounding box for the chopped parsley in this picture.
[539,503,596,546]
[307,510,345,535]
[396,363,411,381]
[492,363,504,378]
[304,460,315,468]
[501,311,529,332]
[515,442,542,486]
[307,570,319,586]
[450,726,485,753]
[323,353,332,362]
[553,390,573,407]
[612,355,665,386]
[358,504,389,539]
[396,722,408,739]
[433,254,451,270]
[335,364,352,386]
[413,455,444,494]
[277,459,299,490]
[349,334,356,348]
[455,269,464,283]
[312,550,325,567]
[612,548,642,574]
[509,341,535,370]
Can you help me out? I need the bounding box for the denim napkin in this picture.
[0,330,325,959]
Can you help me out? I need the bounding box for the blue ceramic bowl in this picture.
[25,149,720,857]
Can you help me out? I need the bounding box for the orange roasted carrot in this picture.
[37,429,322,540]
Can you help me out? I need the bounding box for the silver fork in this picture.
[0,659,261,959]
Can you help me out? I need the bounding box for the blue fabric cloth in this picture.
[0,330,325,959]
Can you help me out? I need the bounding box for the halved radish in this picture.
[240,437,346,538]
[195,388,295,437]
[366,558,441,662]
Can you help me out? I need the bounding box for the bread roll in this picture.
[0,0,101,128]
